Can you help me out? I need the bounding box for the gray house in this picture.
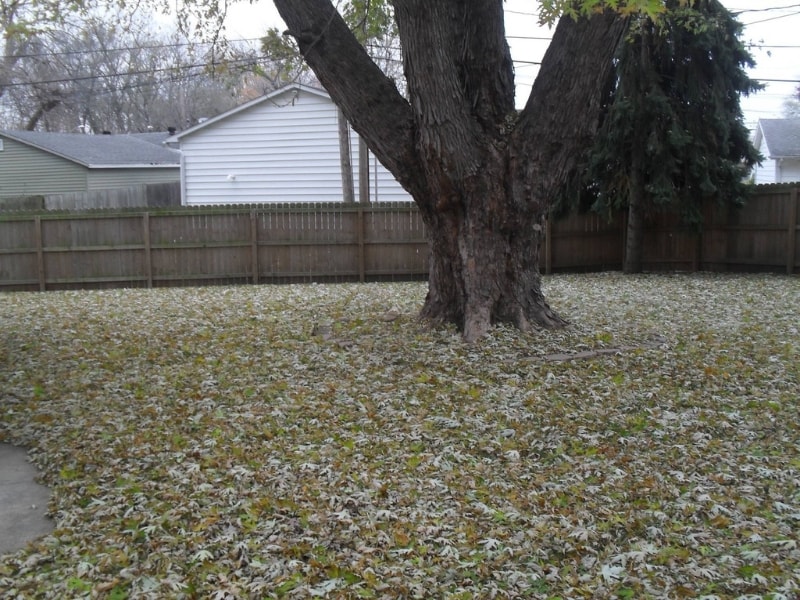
[752,118,800,184]
[0,130,180,199]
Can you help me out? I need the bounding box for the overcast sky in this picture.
[722,1,800,128]
[221,1,800,131]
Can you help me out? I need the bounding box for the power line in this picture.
[5,43,548,90]
[755,77,800,83]
[730,3,800,13]
[2,31,796,93]
[748,44,800,48]
[1,25,796,90]
[0,58,280,106]
[11,37,265,60]
[19,24,800,64]
[744,10,800,25]
[0,55,266,89]
[506,35,551,41]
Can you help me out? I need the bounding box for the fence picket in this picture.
[788,188,798,275]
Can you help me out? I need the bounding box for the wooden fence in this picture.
[0,186,797,292]
[544,184,799,275]
[0,181,182,212]
[0,203,428,291]
[43,181,182,211]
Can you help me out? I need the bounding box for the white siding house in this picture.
[752,118,800,184]
[170,84,413,205]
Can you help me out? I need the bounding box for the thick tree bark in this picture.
[274,0,626,340]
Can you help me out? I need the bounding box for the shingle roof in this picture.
[127,132,176,146]
[0,130,180,167]
[757,118,800,159]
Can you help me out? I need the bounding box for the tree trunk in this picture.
[25,91,65,131]
[358,136,370,203]
[625,162,646,274]
[274,0,626,340]
[337,108,355,203]
[623,25,651,275]
[419,184,564,341]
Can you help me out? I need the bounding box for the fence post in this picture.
[250,209,259,284]
[142,213,153,288]
[34,215,45,291]
[788,187,798,275]
[357,203,366,283]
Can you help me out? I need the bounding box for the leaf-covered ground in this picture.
[1,273,798,599]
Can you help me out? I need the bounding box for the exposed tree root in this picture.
[521,334,668,364]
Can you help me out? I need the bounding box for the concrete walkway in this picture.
[0,444,53,555]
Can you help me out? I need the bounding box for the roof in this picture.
[169,84,332,142]
[755,118,800,159]
[0,130,181,168]
[127,132,176,146]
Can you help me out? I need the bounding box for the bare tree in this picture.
[0,13,261,132]
[784,85,800,118]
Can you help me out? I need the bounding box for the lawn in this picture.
[0,273,798,599]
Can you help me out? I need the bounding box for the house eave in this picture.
[0,131,89,166]
[170,83,332,142]
[1,130,181,168]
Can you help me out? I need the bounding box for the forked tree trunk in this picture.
[416,151,565,340]
[274,0,627,340]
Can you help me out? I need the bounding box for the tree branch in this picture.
[460,0,515,127]
[273,0,424,198]
[512,11,628,201]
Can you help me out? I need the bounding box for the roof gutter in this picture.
[87,164,180,169]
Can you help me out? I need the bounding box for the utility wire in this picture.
[4,63,794,91]
[11,37,264,60]
[755,77,800,83]
[744,10,800,25]
[0,55,265,88]
[20,21,800,63]
[4,12,800,87]
[730,3,800,13]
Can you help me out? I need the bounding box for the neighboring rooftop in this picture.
[0,130,181,167]
[756,118,800,159]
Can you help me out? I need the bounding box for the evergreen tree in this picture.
[565,0,761,273]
